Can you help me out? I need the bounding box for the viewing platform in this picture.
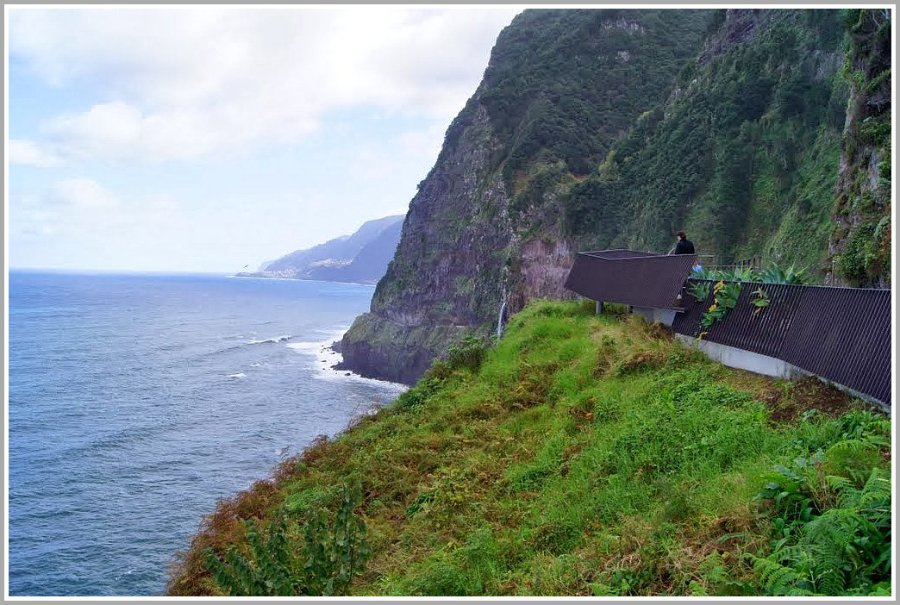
[563,249,697,324]
[563,249,891,410]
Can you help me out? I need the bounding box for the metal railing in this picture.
[562,250,892,409]
[672,280,892,408]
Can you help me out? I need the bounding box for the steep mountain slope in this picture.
[245,215,404,284]
[827,9,891,287]
[341,9,890,384]
[341,9,712,383]
[567,9,850,268]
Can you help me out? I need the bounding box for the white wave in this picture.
[286,329,407,392]
[247,335,292,345]
[286,341,322,353]
[227,372,247,379]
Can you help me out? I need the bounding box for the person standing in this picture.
[669,230,695,255]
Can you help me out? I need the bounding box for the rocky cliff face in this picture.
[340,9,710,383]
[827,9,891,287]
[340,8,890,385]
[339,104,512,383]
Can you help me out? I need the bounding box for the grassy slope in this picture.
[170,301,890,596]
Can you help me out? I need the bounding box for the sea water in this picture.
[8,271,406,596]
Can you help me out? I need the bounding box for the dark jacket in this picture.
[674,238,695,255]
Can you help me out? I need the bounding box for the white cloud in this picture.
[36,100,262,162]
[50,177,119,209]
[9,139,63,167]
[12,177,179,241]
[10,7,520,163]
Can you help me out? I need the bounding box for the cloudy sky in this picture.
[8,6,522,272]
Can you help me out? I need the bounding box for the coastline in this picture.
[232,273,380,287]
[167,324,409,596]
[286,326,409,392]
[10,272,403,596]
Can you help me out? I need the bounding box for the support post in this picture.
[595,300,604,315]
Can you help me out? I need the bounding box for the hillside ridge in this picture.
[241,215,404,284]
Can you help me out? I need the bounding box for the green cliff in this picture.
[828,9,892,287]
[341,9,891,385]
[567,9,849,268]
[342,9,712,383]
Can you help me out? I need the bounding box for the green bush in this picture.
[445,335,488,373]
[750,415,891,596]
[205,482,370,596]
[395,376,442,410]
[691,263,807,285]
[397,335,489,411]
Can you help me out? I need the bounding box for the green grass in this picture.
[169,301,890,596]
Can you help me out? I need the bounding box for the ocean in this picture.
[8,271,406,596]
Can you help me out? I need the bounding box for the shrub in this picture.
[445,335,488,373]
[692,263,808,285]
[205,481,370,596]
[750,425,891,596]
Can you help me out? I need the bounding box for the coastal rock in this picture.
[340,9,711,383]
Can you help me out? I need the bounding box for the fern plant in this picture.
[688,280,711,302]
[751,448,891,596]
[205,481,370,596]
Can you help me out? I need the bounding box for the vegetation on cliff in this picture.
[828,9,892,287]
[340,9,891,386]
[341,10,713,383]
[170,301,890,596]
[565,10,850,271]
[478,9,710,185]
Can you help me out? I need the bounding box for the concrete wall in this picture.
[632,306,677,327]
[675,334,799,379]
[675,334,889,413]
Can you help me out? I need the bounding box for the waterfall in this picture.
[496,264,511,338]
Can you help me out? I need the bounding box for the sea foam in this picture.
[287,328,407,392]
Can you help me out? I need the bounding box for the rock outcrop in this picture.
[340,9,710,383]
